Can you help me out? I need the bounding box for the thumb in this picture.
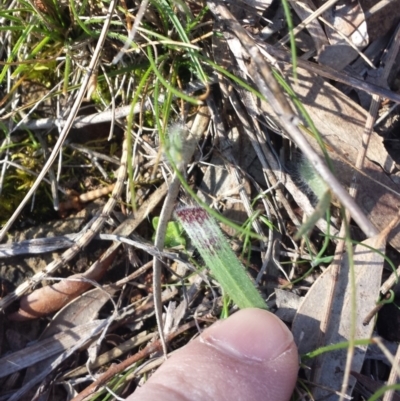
[127,308,298,401]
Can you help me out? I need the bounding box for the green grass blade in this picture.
[176,206,267,310]
[0,21,35,83]
[146,46,202,105]
[156,0,207,84]
[280,0,297,79]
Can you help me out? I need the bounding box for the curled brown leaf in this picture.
[8,247,118,321]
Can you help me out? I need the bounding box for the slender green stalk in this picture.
[63,51,71,96]
[156,0,207,84]
[280,0,297,79]
[302,338,372,359]
[368,384,400,401]
[69,0,94,36]
[126,65,153,211]
[0,21,35,83]
[146,46,202,105]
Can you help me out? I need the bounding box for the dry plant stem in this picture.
[373,337,400,377]
[71,320,197,401]
[382,329,400,401]
[114,260,153,286]
[0,0,118,241]
[62,332,156,379]
[376,340,400,401]
[58,184,116,214]
[23,104,137,130]
[0,134,127,311]
[362,292,391,326]
[79,184,116,203]
[100,233,190,264]
[153,107,210,356]
[380,266,400,296]
[153,177,182,357]
[207,1,377,239]
[112,0,149,64]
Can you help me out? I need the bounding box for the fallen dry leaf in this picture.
[0,320,104,378]
[20,286,118,395]
[8,247,118,321]
[318,0,369,69]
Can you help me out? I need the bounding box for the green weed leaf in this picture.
[152,217,186,248]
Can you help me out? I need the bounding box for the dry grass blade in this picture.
[259,43,400,103]
[279,0,340,45]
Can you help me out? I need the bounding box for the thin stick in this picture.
[382,345,400,401]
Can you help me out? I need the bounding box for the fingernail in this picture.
[200,308,294,362]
